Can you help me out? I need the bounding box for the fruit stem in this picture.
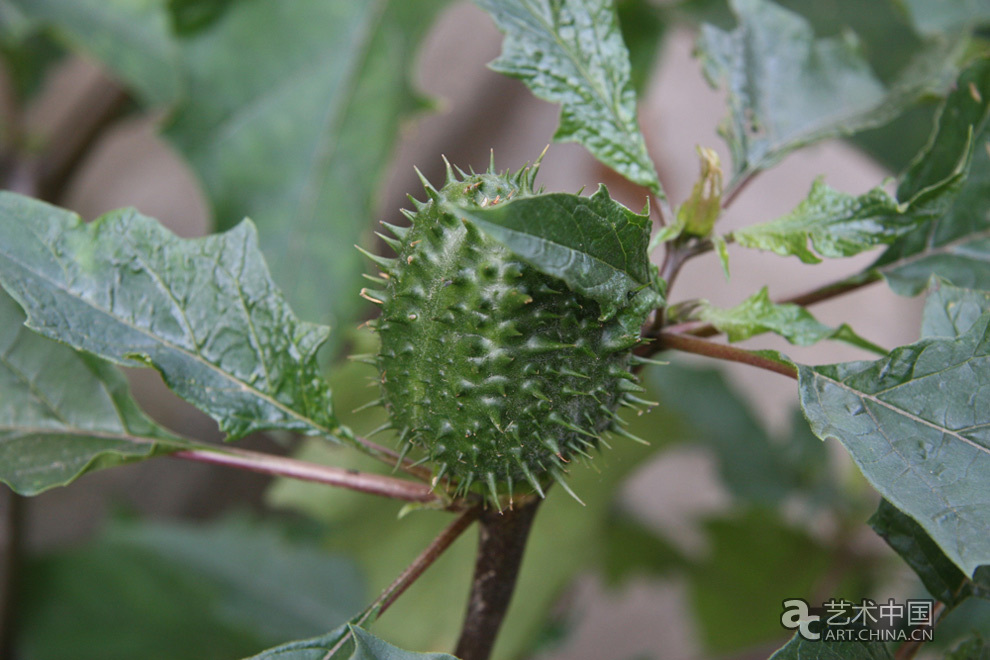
[454,498,543,660]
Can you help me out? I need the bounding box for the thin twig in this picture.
[171,446,444,505]
[375,507,481,617]
[327,507,481,658]
[656,331,798,379]
[454,497,543,660]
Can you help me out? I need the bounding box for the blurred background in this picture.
[0,1,982,659]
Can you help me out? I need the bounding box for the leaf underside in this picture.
[698,0,958,184]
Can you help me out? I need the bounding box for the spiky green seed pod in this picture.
[364,158,650,504]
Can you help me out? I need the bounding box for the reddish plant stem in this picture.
[375,507,481,617]
[171,446,443,505]
[327,508,481,658]
[454,498,543,660]
[656,332,798,379]
[894,601,946,660]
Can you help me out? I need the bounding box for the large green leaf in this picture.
[697,0,957,185]
[475,0,662,195]
[17,516,365,660]
[248,625,457,660]
[874,57,990,295]
[696,286,884,353]
[768,634,893,660]
[446,186,664,324]
[946,636,990,659]
[0,193,339,441]
[922,280,990,339]
[165,0,448,337]
[869,498,990,608]
[798,309,990,576]
[0,290,188,495]
[7,0,181,106]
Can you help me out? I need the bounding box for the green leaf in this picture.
[697,0,956,184]
[446,186,664,323]
[166,0,237,35]
[697,286,885,353]
[0,193,339,441]
[733,179,930,264]
[768,633,893,660]
[874,57,990,296]
[165,0,448,340]
[7,0,182,106]
[869,499,990,608]
[922,279,990,339]
[0,290,189,495]
[946,636,990,659]
[648,362,829,505]
[601,510,688,585]
[901,0,990,36]
[475,0,662,195]
[617,0,667,95]
[689,509,833,653]
[798,311,990,577]
[17,516,365,660]
[248,626,457,660]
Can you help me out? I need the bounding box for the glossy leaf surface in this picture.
[448,186,664,323]
[698,287,884,353]
[475,0,662,194]
[0,193,338,441]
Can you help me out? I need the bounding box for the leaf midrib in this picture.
[0,241,335,439]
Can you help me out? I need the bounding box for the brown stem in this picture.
[454,498,542,660]
[778,270,882,308]
[375,507,481,618]
[326,508,482,658]
[0,490,24,660]
[170,446,444,505]
[893,601,945,660]
[656,332,798,379]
